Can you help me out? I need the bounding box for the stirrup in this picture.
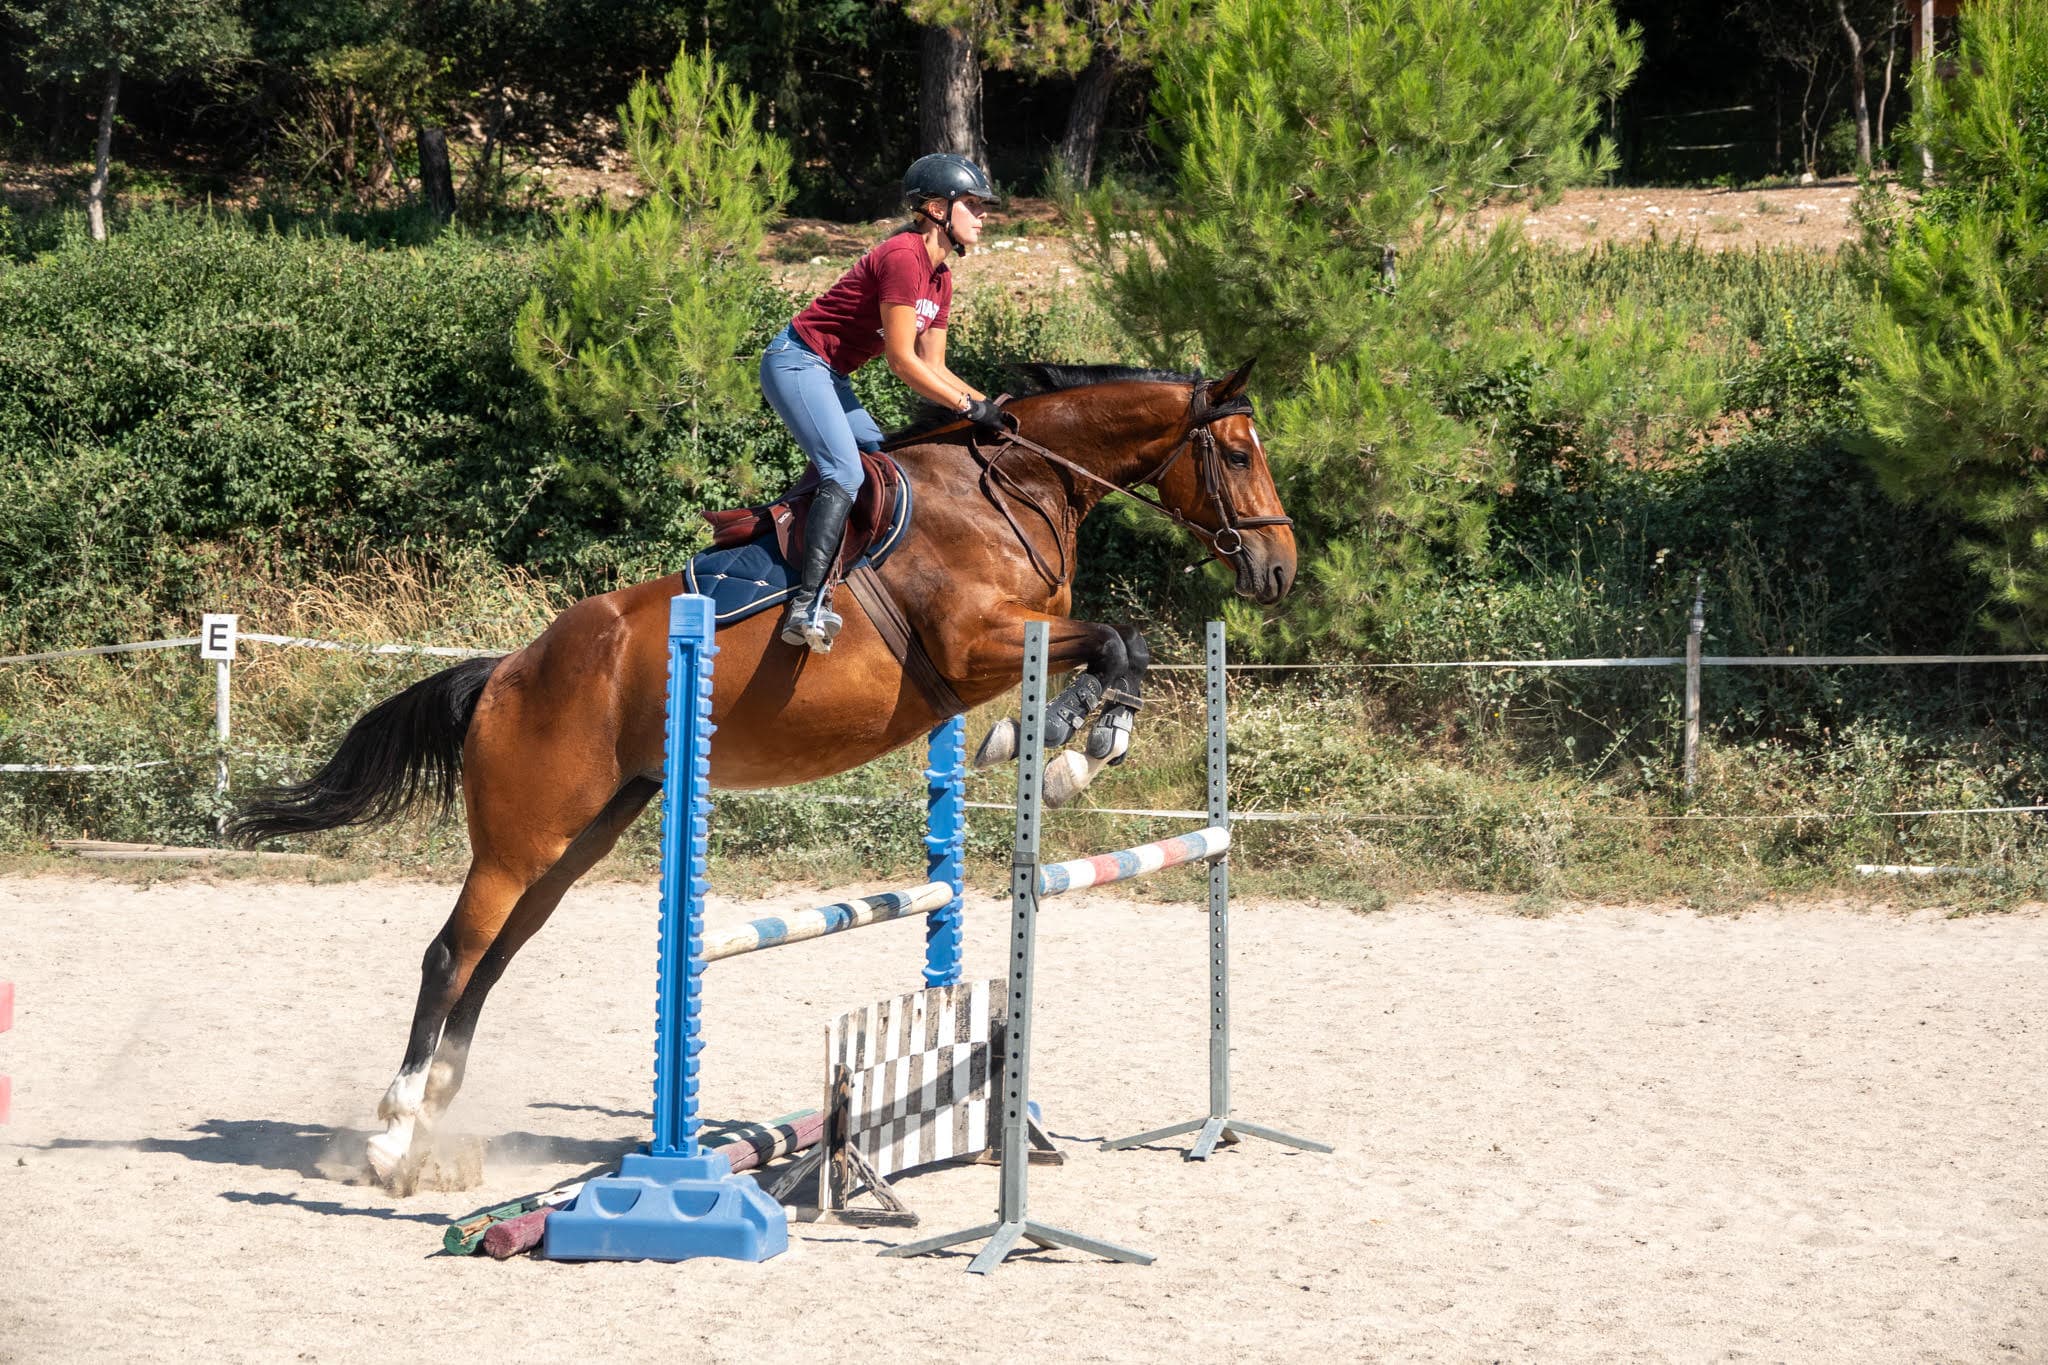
[781,586,842,653]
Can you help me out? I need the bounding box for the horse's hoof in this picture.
[974,717,1018,767]
[365,1129,412,1182]
[1042,750,1103,807]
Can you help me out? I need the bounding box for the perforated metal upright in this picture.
[1103,621,1332,1160]
[881,620,1154,1275]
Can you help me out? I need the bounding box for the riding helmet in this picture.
[903,153,994,206]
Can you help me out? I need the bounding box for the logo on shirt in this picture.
[876,297,943,342]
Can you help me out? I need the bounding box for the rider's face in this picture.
[947,196,987,247]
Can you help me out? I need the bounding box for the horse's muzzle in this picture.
[1230,527,1297,605]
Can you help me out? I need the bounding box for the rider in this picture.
[760,152,1011,653]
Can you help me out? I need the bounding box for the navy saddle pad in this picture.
[684,461,914,627]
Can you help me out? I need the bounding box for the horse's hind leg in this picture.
[368,860,526,1182]
[416,778,660,1131]
[366,777,658,1185]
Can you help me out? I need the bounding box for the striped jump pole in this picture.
[1037,827,1230,897]
[1104,620,1331,1162]
[544,593,970,1264]
[703,882,951,963]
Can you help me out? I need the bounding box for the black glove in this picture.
[963,395,1011,436]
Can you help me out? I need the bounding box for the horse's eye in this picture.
[1226,449,1252,469]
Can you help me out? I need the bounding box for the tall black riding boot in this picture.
[779,479,856,652]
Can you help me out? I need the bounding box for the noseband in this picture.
[969,385,1294,588]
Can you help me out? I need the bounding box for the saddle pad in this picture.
[684,456,914,626]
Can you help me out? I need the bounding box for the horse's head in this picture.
[1143,359,1297,605]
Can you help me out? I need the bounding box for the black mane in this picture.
[883,363,1203,446]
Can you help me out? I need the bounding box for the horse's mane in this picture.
[884,363,1203,445]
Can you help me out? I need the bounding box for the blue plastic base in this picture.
[541,1150,790,1263]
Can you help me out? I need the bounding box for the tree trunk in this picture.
[86,67,120,243]
[1055,50,1119,189]
[45,86,70,157]
[419,126,456,220]
[1919,0,1936,178]
[367,107,399,196]
[1835,0,1873,169]
[1876,16,1900,170]
[919,26,986,164]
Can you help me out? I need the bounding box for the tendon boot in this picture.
[779,479,856,653]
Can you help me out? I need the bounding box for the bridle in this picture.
[966,384,1294,589]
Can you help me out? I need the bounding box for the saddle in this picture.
[702,451,905,583]
[688,449,963,718]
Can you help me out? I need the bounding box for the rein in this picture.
[966,387,1294,590]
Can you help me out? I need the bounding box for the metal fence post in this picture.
[1683,579,1705,798]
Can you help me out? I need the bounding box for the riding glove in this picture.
[963,396,1011,437]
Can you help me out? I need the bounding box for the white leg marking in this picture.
[368,1064,432,1180]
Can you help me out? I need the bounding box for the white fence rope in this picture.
[728,791,2048,826]
[0,761,179,774]
[1153,652,2048,671]
[4,625,2046,830]
[0,638,200,665]
[237,632,497,659]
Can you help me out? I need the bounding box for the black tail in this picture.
[227,655,503,846]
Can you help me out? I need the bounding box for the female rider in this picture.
[760,152,1010,653]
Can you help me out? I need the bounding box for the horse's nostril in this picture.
[1269,564,1288,599]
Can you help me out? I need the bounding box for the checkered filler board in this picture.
[829,979,1004,1179]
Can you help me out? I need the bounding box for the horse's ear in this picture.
[1206,356,1257,406]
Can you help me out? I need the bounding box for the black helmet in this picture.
[903,153,994,206]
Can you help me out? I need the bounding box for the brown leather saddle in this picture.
[702,451,905,584]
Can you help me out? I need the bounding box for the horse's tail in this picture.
[226,655,502,846]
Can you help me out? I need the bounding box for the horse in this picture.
[228,359,1295,1187]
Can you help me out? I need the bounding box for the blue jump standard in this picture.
[543,594,788,1263]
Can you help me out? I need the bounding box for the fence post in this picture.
[1682,579,1705,798]
[200,615,238,832]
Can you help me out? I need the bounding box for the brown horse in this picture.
[229,360,1294,1185]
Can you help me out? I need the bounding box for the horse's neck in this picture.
[1009,393,1180,519]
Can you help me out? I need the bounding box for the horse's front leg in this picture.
[1082,624,1149,766]
[965,612,1148,804]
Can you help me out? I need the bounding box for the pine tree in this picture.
[513,47,792,446]
[1856,0,2048,635]
[1081,0,1636,651]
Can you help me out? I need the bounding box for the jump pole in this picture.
[543,593,969,1263]
[1103,620,1331,1160]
